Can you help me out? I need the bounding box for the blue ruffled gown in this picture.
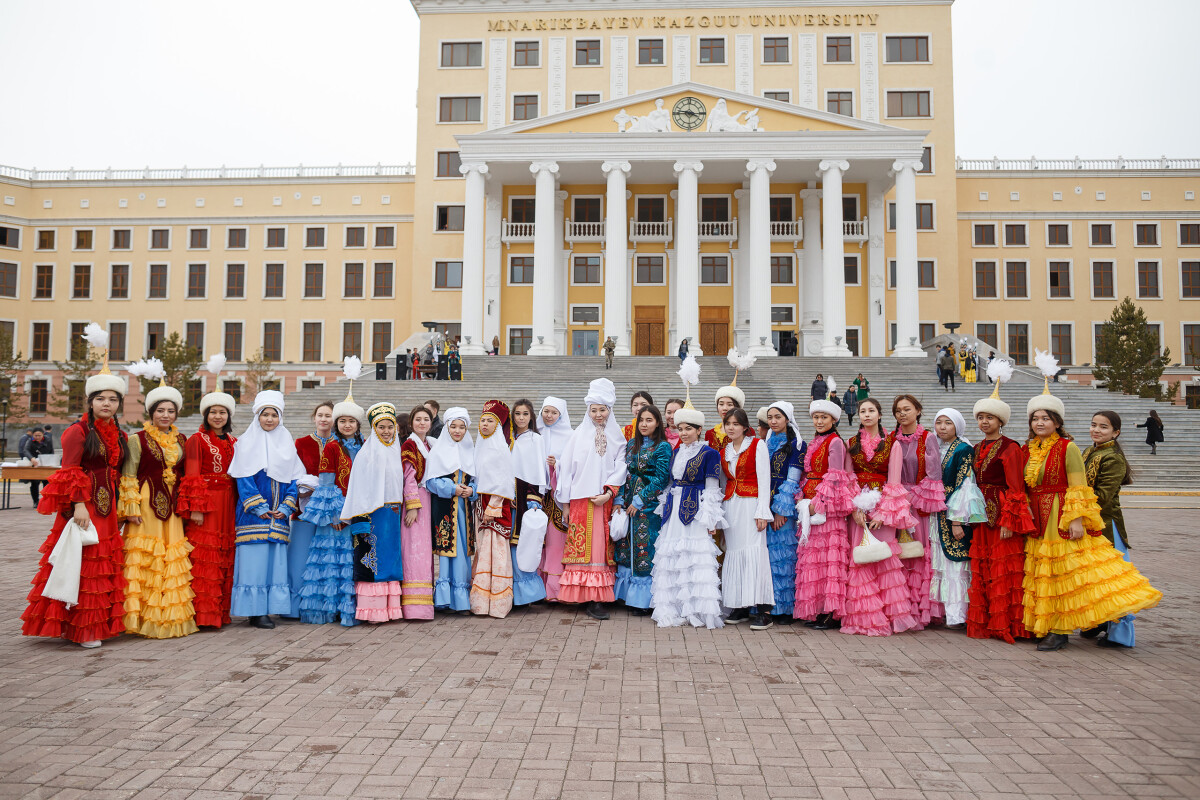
[766,431,805,617]
[298,436,362,626]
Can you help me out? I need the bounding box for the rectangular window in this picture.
[305,227,325,248]
[1006,261,1028,298]
[573,255,601,284]
[105,323,126,361]
[919,323,937,344]
[262,323,282,361]
[74,230,93,250]
[699,37,725,64]
[436,151,462,177]
[975,262,997,298]
[917,203,934,230]
[373,263,394,297]
[510,198,536,224]
[635,255,664,284]
[72,264,91,299]
[1004,224,1026,246]
[572,306,601,324]
[574,197,601,223]
[37,230,55,250]
[512,94,539,121]
[1050,323,1073,365]
[264,263,285,298]
[843,255,859,285]
[1183,261,1200,298]
[1047,223,1070,246]
[638,38,663,65]
[509,327,532,356]
[885,90,931,118]
[771,306,794,324]
[574,93,600,108]
[188,228,207,249]
[150,229,170,249]
[772,255,794,284]
[148,264,168,298]
[30,379,48,414]
[302,322,322,361]
[111,229,131,250]
[976,323,998,349]
[974,224,996,246]
[764,90,790,103]
[826,36,852,62]
[1048,261,1072,298]
[1181,223,1200,246]
[763,36,789,63]
[826,91,853,116]
[435,260,462,289]
[224,322,243,361]
[1008,324,1029,365]
[700,197,729,222]
[342,322,362,359]
[375,226,395,247]
[371,322,392,362]
[1136,223,1159,246]
[1091,223,1113,246]
[844,328,860,357]
[885,36,929,62]
[919,146,933,174]
[440,41,482,67]
[185,322,204,353]
[227,227,247,249]
[514,40,539,67]
[1137,261,1160,298]
[110,264,129,299]
[0,262,15,298]
[146,322,165,356]
[32,323,50,360]
[1184,324,1200,366]
[345,226,365,247]
[918,260,936,288]
[436,205,465,232]
[266,227,286,248]
[225,263,245,298]
[510,256,534,284]
[304,263,324,298]
[343,262,364,297]
[575,39,600,66]
[35,264,53,298]
[769,196,793,222]
[187,263,206,298]
[0,226,18,248]
[637,197,665,222]
[700,255,728,284]
[1091,262,1114,298]
[439,96,481,122]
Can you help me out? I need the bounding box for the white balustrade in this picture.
[565,219,606,242]
[770,219,804,241]
[843,218,868,240]
[629,218,673,242]
[501,219,536,243]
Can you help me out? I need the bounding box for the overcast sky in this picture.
[1,0,1196,169]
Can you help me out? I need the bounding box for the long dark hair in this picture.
[396,413,412,443]
[722,407,752,438]
[631,404,666,452]
[408,405,433,438]
[1027,409,1071,443]
[1149,409,1163,424]
[202,405,235,436]
[82,392,130,464]
[512,398,538,434]
[630,390,654,410]
[333,414,363,447]
[1093,410,1133,485]
[891,394,923,423]
[848,398,886,457]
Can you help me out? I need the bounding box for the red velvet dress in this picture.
[966,436,1035,643]
[177,427,238,628]
[22,417,128,643]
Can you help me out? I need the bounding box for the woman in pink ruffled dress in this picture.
[886,395,947,630]
[793,398,856,629]
[841,399,920,636]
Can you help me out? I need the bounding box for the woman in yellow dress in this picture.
[1021,352,1161,651]
[118,371,198,638]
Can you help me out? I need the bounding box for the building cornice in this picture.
[0,213,413,227]
[0,164,414,189]
[410,0,953,14]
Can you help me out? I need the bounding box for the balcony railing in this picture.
[698,218,737,240]
[565,219,605,242]
[501,219,535,245]
[770,219,803,242]
[843,218,868,241]
[630,218,673,243]
[955,156,1200,171]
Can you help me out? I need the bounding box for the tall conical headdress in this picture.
[333,356,367,426]
[199,353,236,417]
[973,357,1014,425]
[674,355,705,428]
[82,322,126,397]
[1027,350,1065,419]
[715,348,756,407]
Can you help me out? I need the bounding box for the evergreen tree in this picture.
[1094,297,1171,397]
[49,349,99,420]
[136,332,202,416]
[0,329,32,424]
[244,348,276,396]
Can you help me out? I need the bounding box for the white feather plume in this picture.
[81,322,108,350]
[342,355,365,381]
[677,354,701,387]
[986,358,1014,386]
[125,359,150,378]
[827,376,837,393]
[725,347,757,372]
[205,353,227,377]
[1033,349,1059,380]
[852,488,882,514]
[141,357,166,381]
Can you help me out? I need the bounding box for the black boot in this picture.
[773,614,795,626]
[1036,632,1068,651]
[811,613,834,630]
[726,608,750,624]
[248,615,275,629]
[585,602,609,620]
[629,606,652,617]
[1081,622,1109,639]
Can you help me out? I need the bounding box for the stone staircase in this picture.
[186,355,1200,491]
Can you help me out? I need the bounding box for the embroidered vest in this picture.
[321,440,355,494]
[800,435,836,501]
[722,438,761,500]
[400,439,426,487]
[136,429,185,520]
[1024,437,1070,533]
[849,434,892,489]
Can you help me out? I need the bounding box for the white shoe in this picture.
[80,640,102,649]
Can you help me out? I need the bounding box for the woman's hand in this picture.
[755,518,768,532]
[952,524,966,541]
[1067,519,1085,540]
[404,508,418,526]
[269,509,287,519]
[189,511,204,525]
[999,526,1013,540]
[590,490,613,505]
[852,509,867,528]
[772,513,786,531]
[546,455,556,469]
[72,503,91,530]
[126,516,143,526]
[333,522,346,531]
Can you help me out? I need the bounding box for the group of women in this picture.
[21,339,1162,653]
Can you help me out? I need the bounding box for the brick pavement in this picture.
[0,505,1196,800]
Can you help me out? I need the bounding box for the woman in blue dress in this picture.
[423,407,477,613]
[764,401,806,624]
[613,404,673,616]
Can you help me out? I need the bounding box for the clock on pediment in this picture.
[672,97,706,131]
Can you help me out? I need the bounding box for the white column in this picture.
[458,161,488,355]
[892,158,925,357]
[528,161,559,355]
[732,186,750,352]
[746,159,777,357]
[866,179,887,358]
[818,160,852,357]
[673,160,703,355]
[482,180,503,353]
[799,185,823,356]
[602,160,631,356]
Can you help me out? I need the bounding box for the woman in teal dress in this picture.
[423,407,477,613]
[613,405,673,616]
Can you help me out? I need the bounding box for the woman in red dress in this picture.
[22,363,129,648]
[177,389,239,628]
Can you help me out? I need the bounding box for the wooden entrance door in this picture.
[633,306,665,355]
[699,306,729,355]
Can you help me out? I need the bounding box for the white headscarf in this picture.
[512,429,548,491]
[768,400,805,445]
[539,396,572,460]
[555,379,627,503]
[228,391,308,483]
[406,430,430,458]
[340,411,406,519]
[422,407,475,485]
[934,407,971,445]
[474,419,516,500]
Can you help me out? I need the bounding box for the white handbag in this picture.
[515,508,548,572]
[897,528,925,560]
[43,520,100,608]
[852,529,892,565]
[608,507,629,542]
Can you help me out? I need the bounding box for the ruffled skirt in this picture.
[651,508,723,629]
[765,517,798,616]
[299,521,357,626]
[841,527,918,637]
[929,517,971,627]
[184,478,236,628]
[356,580,402,622]
[512,543,548,606]
[721,497,774,609]
[559,499,615,605]
[966,523,1028,643]
[122,485,198,639]
[794,516,850,620]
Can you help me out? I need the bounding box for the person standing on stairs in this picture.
[1136,410,1164,455]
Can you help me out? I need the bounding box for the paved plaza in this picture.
[0,504,1197,800]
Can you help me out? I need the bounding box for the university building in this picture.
[1,0,1198,417]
